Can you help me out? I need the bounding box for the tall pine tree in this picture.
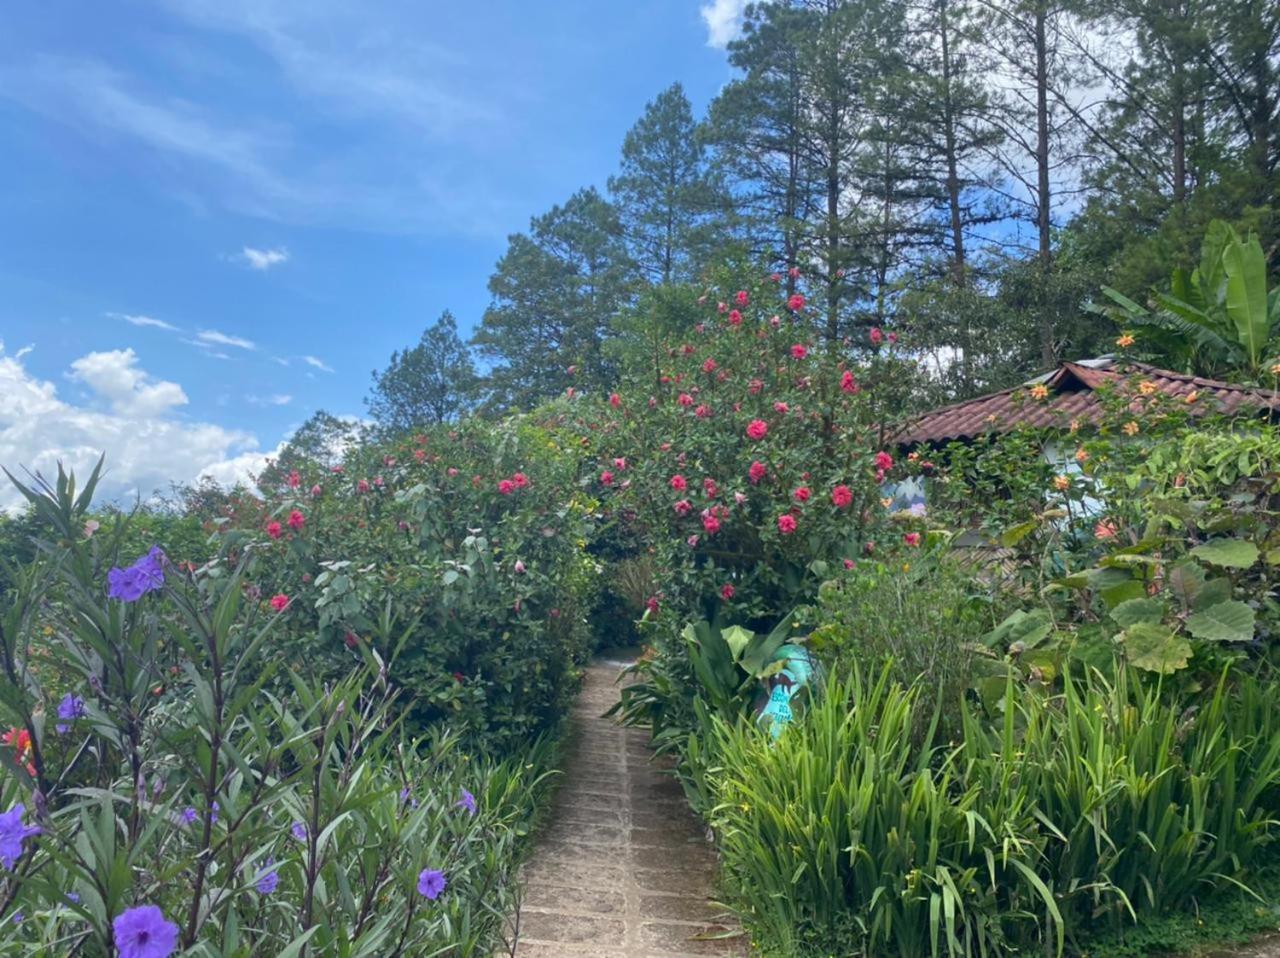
[367,310,478,431]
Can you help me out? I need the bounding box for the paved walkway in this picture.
[512,658,748,957]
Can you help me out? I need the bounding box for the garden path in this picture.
[511,656,748,958]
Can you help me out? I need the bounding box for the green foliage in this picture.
[367,310,478,430]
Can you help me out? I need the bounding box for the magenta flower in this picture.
[112,905,178,958]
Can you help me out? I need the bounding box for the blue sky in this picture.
[0,0,748,508]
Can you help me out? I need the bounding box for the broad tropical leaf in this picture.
[1185,600,1255,643]
[1121,622,1192,674]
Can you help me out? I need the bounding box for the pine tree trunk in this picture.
[1034,0,1055,368]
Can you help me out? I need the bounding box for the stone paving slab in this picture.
[511,659,749,958]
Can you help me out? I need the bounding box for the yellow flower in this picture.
[1030,384,1050,400]
[1053,475,1071,491]
[901,563,910,572]
[1074,448,1088,463]
[1137,380,1158,396]
[1271,363,1280,376]
[1116,333,1135,348]
[1123,421,1140,436]
[1184,390,1198,404]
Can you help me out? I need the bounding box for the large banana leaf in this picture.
[1222,232,1269,368]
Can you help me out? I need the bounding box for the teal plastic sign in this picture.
[756,644,817,739]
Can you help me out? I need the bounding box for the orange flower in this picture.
[1271,363,1280,376]
[1123,421,1140,436]
[1030,384,1050,401]
[1053,475,1071,491]
[1116,333,1135,348]
[3,727,35,776]
[1074,448,1089,463]
[1069,418,1081,434]
[1184,390,1198,404]
[1138,380,1158,396]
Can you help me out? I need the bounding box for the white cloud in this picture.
[109,312,180,332]
[239,245,289,270]
[0,341,272,513]
[14,345,34,360]
[701,0,749,48]
[68,349,189,418]
[249,393,293,407]
[302,355,333,373]
[196,329,256,351]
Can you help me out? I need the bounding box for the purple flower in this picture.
[291,821,307,842]
[0,804,42,870]
[180,807,198,826]
[417,867,447,900]
[106,547,166,603]
[456,788,477,816]
[256,858,279,895]
[112,904,178,958]
[10,911,22,925]
[67,892,80,904]
[56,693,86,734]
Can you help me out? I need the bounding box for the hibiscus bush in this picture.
[0,463,555,956]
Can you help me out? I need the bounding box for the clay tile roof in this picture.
[895,358,1280,447]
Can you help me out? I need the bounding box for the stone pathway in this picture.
[511,658,748,957]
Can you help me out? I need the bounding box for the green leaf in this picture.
[722,625,753,662]
[1166,561,1206,608]
[1185,600,1256,643]
[1121,622,1192,674]
[1222,230,1269,366]
[1190,538,1259,569]
[1100,580,1146,610]
[1109,598,1166,628]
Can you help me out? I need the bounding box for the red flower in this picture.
[721,583,736,601]
[266,521,283,540]
[512,472,530,488]
[678,392,694,407]
[843,558,856,569]
[791,344,807,359]
[670,474,687,491]
[840,370,858,393]
[498,479,516,495]
[728,309,743,327]
[870,327,884,345]
[2,727,34,776]
[787,294,805,311]
[904,532,921,547]
[702,514,721,535]
[695,404,712,418]
[311,484,322,497]
[748,378,764,395]
[735,290,749,307]
[703,478,718,497]
[414,449,427,462]
[357,479,370,493]
[609,392,621,407]
[770,272,781,282]
[287,470,301,488]
[344,631,359,649]
[774,401,789,414]
[600,470,614,486]
[674,499,692,516]
[748,461,767,484]
[788,266,801,279]
[702,358,718,374]
[793,486,811,503]
[746,419,768,441]
[269,593,290,612]
[613,457,627,470]
[777,514,797,534]
[646,596,660,615]
[287,510,305,531]
[831,484,853,508]
[874,451,894,472]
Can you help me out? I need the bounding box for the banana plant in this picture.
[1094,220,1279,380]
[682,611,799,718]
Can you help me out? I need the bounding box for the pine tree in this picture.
[472,187,633,409]
[608,83,728,285]
[367,310,478,431]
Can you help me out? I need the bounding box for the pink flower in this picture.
[727,309,743,327]
[514,560,526,574]
[904,532,921,547]
[777,514,797,534]
[446,468,459,478]
[702,514,721,535]
[888,332,898,344]
[269,594,290,612]
[600,470,614,486]
[646,596,660,615]
[266,521,283,540]
[512,472,530,488]
[787,294,805,311]
[287,510,305,532]
[843,558,855,569]
[770,315,781,328]
[748,379,764,395]
[310,484,322,497]
[746,419,769,441]
[790,344,807,359]
[287,470,301,488]
[702,358,718,374]
[670,474,687,492]
[695,403,712,418]
[773,401,789,414]
[870,327,884,345]
[789,266,801,279]
[793,486,811,502]
[717,301,728,313]
[831,485,853,508]
[721,583,736,601]
[703,478,718,497]
[613,457,627,470]
[678,392,694,407]
[498,479,516,495]
[674,499,693,516]
[840,370,858,393]
[357,479,370,493]
[770,272,781,283]
[874,451,894,472]
[748,461,767,484]
[735,290,749,307]
[609,392,621,407]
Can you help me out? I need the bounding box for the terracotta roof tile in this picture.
[896,360,1280,446]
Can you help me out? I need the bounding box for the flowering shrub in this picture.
[0,464,555,955]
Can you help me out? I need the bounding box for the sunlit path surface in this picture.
[513,659,747,957]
